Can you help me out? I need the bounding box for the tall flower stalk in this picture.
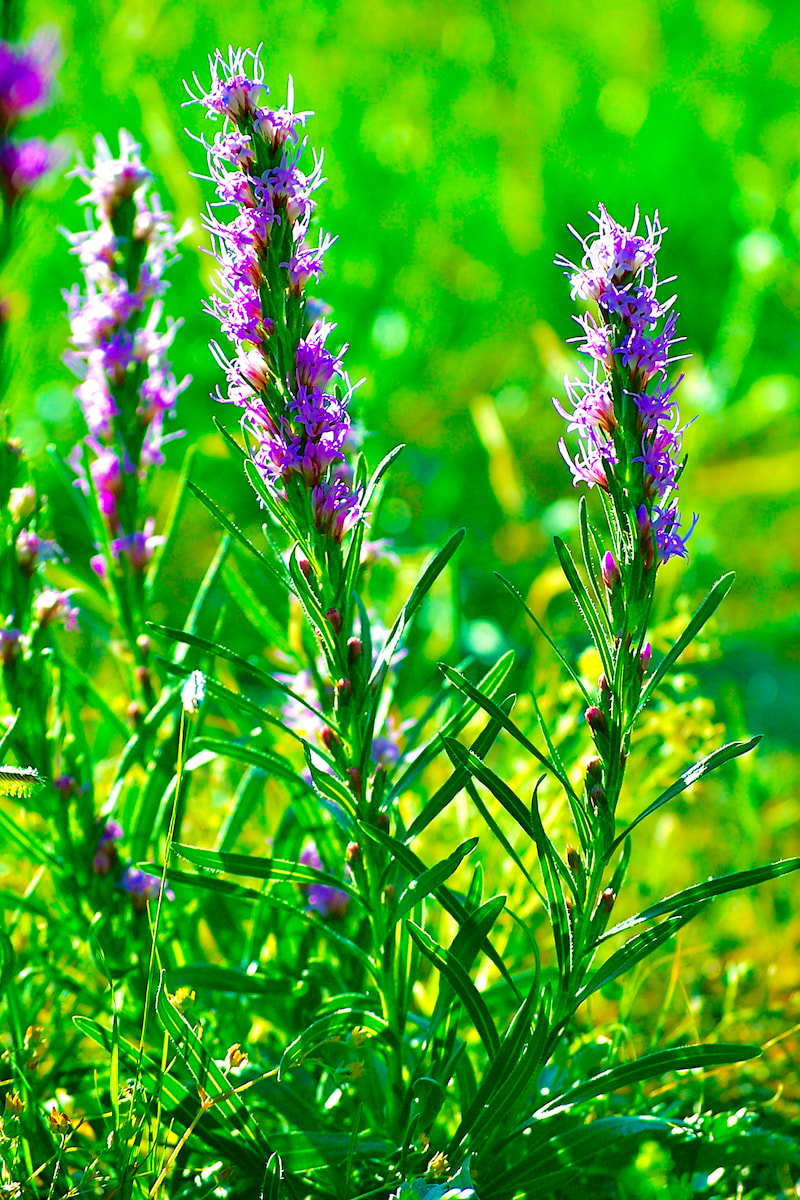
[63,132,188,707]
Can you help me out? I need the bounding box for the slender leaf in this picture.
[406,921,500,1057]
[172,844,363,906]
[553,535,614,677]
[370,529,465,687]
[637,572,735,711]
[613,735,762,850]
[394,837,479,922]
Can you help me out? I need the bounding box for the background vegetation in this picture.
[2,0,799,1193]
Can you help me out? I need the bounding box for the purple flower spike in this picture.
[188,47,364,541]
[0,29,60,204]
[64,132,188,569]
[556,206,696,565]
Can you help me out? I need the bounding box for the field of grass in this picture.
[1,0,799,1195]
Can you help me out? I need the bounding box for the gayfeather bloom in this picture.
[0,29,60,204]
[299,843,349,918]
[63,132,188,565]
[555,206,697,564]
[186,47,363,541]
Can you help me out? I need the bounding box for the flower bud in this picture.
[8,483,36,522]
[601,551,620,590]
[325,607,343,634]
[584,705,608,738]
[320,726,340,752]
[639,641,652,674]
[600,887,616,914]
[566,844,581,873]
[335,678,352,702]
[345,840,361,865]
[346,766,362,797]
[347,636,362,664]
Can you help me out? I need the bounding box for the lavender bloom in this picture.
[93,818,123,875]
[119,865,174,913]
[556,206,697,564]
[32,588,79,632]
[63,132,188,568]
[186,47,364,538]
[299,843,349,918]
[0,30,59,204]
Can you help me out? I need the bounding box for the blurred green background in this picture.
[3,0,800,1127]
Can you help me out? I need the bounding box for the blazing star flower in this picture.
[186,47,364,539]
[0,30,59,204]
[555,205,697,564]
[299,843,349,918]
[63,132,188,572]
[32,588,79,632]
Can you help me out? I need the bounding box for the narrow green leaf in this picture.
[440,667,564,788]
[553,535,614,678]
[406,921,500,1058]
[443,739,533,837]
[369,529,465,687]
[155,973,271,1151]
[604,857,800,939]
[363,443,405,511]
[190,737,307,788]
[172,844,363,905]
[578,496,612,635]
[495,574,591,702]
[533,1042,761,1119]
[187,480,286,583]
[146,447,197,601]
[574,905,706,1009]
[280,1009,390,1078]
[164,964,289,996]
[394,837,479,922]
[637,572,735,711]
[613,735,762,850]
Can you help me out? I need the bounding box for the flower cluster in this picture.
[299,843,349,918]
[186,47,363,542]
[555,205,697,563]
[0,29,59,206]
[63,132,188,575]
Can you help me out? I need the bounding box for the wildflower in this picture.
[119,866,173,914]
[187,48,363,540]
[32,588,79,632]
[15,529,64,575]
[556,206,697,564]
[63,132,188,572]
[93,819,122,875]
[0,30,60,204]
[299,843,349,918]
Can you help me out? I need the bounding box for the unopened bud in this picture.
[383,884,395,903]
[297,556,314,580]
[639,641,652,673]
[134,666,149,686]
[584,706,608,738]
[320,726,340,751]
[335,678,352,701]
[601,551,620,590]
[8,483,36,523]
[345,840,361,865]
[566,845,581,873]
[637,505,654,572]
[346,766,362,797]
[325,607,343,634]
[589,784,606,812]
[347,636,363,663]
[376,810,390,832]
[127,701,145,726]
[600,887,616,913]
[136,634,151,656]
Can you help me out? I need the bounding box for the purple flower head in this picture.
[32,588,79,632]
[189,47,366,544]
[15,529,64,575]
[0,136,55,201]
[299,844,349,919]
[556,206,696,564]
[119,866,174,913]
[64,133,188,566]
[0,30,58,129]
